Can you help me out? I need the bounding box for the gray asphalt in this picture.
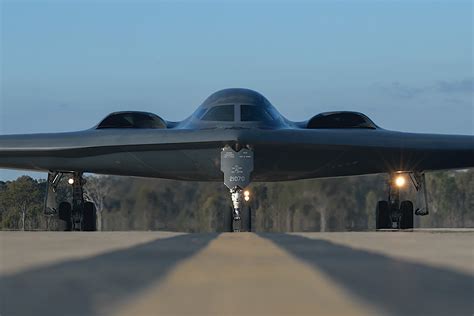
[1,231,473,316]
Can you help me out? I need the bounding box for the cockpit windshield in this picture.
[240,105,275,122]
[200,105,234,121]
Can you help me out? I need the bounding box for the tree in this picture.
[1,169,473,231]
[0,176,43,230]
[83,175,113,231]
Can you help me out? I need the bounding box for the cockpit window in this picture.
[201,105,234,121]
[241,105,275,121]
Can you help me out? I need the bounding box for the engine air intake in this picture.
[97,111,167,129]
[307,111,378,129]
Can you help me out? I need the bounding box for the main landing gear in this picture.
[45,171,97,231]
[376,172,429,230]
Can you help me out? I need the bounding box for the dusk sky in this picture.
[1,0,473,180]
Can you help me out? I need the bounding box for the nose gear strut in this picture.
[230,187,243,232]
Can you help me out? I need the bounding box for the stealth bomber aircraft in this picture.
[1,88,473,231]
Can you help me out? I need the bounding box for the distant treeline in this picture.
[0,169,473,231]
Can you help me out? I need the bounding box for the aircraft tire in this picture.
[58,202,72,231]
[400,200,414,229]
[376,201,391,229]
[222,206,233,232]
[241,206,251,232]
[82,202,97,231]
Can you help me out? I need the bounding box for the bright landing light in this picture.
[395,175,406,187]
[244,190,250,201]
[68,178,74,185]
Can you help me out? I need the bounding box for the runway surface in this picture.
[1,231,473,316]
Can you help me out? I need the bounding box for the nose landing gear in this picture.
[221,145,254,232]
[230,187,243,232]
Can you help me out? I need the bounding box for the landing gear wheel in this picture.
[228,206,251,232]
[400,200,414,229]
[232,216,241,232]
[222,206,233,232]
[241,206,251,232]
[376,201,391,229]
[82,202,97,231]
[58,202,72,231]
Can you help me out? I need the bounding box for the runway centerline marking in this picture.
[116,233,377,316]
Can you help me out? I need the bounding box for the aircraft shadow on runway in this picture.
[260,233,474,316]
[0,233,218,316]
[2,233,473,316]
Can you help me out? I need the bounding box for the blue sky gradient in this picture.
[1,0,473,179]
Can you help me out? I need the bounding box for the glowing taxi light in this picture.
[244,190,250,201]
[68,178,74,185]
[395,175,406,187]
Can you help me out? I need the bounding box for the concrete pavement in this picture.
[1,231,473,316]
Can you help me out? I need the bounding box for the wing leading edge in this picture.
[0,128,472,181]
